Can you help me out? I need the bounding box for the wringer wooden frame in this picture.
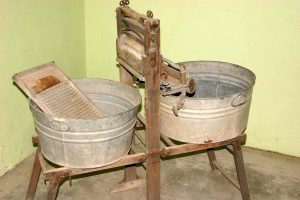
[25,2,252,200]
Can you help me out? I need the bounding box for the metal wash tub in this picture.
[160,61,256,144]
[30,78,141,168]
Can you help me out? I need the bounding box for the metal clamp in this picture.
[139,149,167,162]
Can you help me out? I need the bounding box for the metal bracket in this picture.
[160,81,188,96]
[139,149,167,162]
[48,171,70,189]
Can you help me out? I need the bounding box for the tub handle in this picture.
[231,93,247,107]
[50,120,70,131]
[172,92,186,116]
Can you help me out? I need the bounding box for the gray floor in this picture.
[0,147,299,200]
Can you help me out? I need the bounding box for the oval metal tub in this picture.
[160,61,256,144]
[30,78,141,168]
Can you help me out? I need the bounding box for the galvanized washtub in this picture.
[30,78,141,168]
[160,61,256,144]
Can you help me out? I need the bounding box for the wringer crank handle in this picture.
[160,57,196,116]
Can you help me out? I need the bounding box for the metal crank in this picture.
[160,59,195,116]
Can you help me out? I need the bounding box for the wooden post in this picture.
[144,19,161,200]
[117,7,141,186]
[120,65,140,183]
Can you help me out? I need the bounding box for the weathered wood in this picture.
[232,141,251,200]
[25,145,41,200]
[121,7,148,24]
[160,134,175,147]
[110,179,146,193]
[117,58,145,81]
[47,178,60,200]
[120,65,134,85]
[123,17,145,36]
[161,63,181,83]
[137,113,174,147]
[116,7,123,37]
[144,19,161,200]
[207,149,217,171]
[42,153,146,180]
[162,134,246,157]
[119,62,140,185]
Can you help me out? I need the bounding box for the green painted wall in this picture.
[0,0,86,176]
[85,0,300,157]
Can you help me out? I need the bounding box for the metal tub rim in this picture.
[163,60,256,101]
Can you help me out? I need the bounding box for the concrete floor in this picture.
[0,147,299,200]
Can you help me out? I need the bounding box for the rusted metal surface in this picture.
[160,61,256,144]
[12,62,103,118]
[25,145,41,200]
[30,78,141,168]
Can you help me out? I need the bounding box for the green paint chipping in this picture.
[0,0,86,176]
[85,0,300,157]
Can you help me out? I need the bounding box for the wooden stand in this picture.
[25,3,250,200]
[25,134,250,200]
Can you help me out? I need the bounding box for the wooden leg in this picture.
[232,141,251,200]
[146,156,160,200]
[47,179,59,200]
[26,145,42,200]
[124,136,139,182]
[120,62,139,182]
[110,146,145,193]
[207,148,217,171]
[110,66,146,193]
[124,164,138,182]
